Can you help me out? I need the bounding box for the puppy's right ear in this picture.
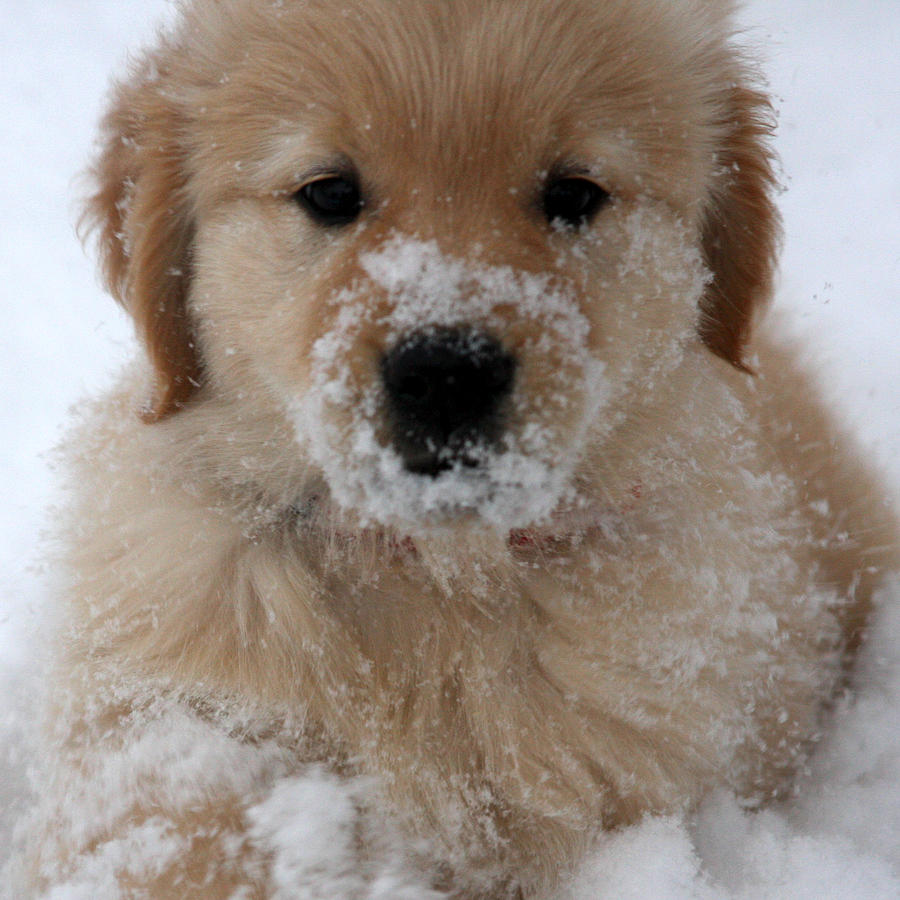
[81,56,202,422]
[697,80,781,371]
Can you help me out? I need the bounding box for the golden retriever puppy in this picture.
[19,0,898,897]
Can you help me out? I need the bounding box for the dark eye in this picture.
[542,177,610,228]
[295,176,363,226]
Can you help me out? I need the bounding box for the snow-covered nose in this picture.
[381,327,515,477]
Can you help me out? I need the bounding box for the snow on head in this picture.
[290,235,609,532]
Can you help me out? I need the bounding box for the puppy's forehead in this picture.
[191,0,726,206]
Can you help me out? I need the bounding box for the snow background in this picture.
[1,0,898,895]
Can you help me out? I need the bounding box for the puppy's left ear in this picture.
[81,54,202,421]
[698,82,781,370]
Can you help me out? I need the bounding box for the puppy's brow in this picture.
[544,161,602,183]
[293,156,358,185]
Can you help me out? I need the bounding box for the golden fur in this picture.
[21,0,898,897]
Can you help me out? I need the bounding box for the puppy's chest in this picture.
[298,478,829,805]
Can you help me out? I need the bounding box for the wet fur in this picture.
[21,1,898,897]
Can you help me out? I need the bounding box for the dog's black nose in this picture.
[381,328,515,477]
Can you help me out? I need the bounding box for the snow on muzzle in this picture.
[290,236,609,531]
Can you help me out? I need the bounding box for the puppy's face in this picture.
[88,0,777,533]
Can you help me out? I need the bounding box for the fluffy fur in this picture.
[19,1,898,897]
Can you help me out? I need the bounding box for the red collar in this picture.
[294,482,644,557]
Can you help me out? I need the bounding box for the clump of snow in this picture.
[291,234,609,532]
[558,816,720,900]
[247,770,444,899]
[247,772,371,899]
[561,800,900,900]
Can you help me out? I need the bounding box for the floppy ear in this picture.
[82,59,202,421]
[698,83,781,370]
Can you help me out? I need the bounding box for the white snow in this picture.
[2,0,899,896]
[247,770,444,900]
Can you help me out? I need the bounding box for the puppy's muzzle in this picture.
[381,328,516,477]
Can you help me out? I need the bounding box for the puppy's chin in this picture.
[291,411,574,533]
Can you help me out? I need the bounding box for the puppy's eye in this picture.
[295,176,363,226]
[542,177,610,228]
